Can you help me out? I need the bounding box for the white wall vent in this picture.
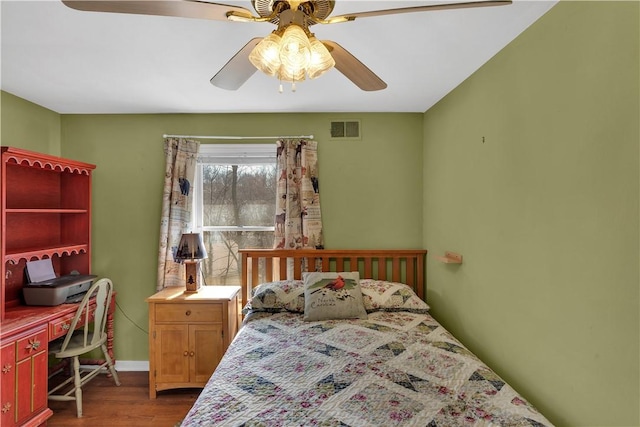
[330,120,361,140]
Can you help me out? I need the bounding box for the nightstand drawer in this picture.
[155,303,222,323]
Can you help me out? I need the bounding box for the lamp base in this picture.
[184,261,201,293]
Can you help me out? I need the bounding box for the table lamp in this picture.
[175,232,208,293]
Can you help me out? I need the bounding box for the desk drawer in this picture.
[49,314,74,340]
[49,307,95,341]
[155,303,222,323]
[15,329,47,362]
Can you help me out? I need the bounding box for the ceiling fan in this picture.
[61,0,512,92]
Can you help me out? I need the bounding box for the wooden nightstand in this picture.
[146,285,241,399]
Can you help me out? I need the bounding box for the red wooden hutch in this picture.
[0,147,100,426]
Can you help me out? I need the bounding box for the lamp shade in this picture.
[249,32,282,76]
[307,36,335,79]
[278,24,311,80]
[175,233,208,261]
[277,63,306,83]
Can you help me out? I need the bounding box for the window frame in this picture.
[192,143,277,234]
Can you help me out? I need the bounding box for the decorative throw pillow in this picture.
[243,280,305,314]
[303,272,368,321]
[360,279,430,313]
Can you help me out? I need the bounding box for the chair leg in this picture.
[102,344,121,386]
[72,356,83,418]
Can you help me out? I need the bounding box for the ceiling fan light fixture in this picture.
[248,23,336,90]
[307,36,335,79]
[249,32,283,76]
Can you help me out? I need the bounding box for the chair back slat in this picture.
[59,278,113,352]
[91,281,111,345]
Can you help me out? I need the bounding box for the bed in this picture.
[181,249,553,427]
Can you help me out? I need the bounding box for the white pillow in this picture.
[303,272,367,321]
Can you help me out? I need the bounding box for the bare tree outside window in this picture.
[198,163,276,285]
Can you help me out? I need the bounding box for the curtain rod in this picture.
[163,134,314,140]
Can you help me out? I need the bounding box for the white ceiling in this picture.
[1,0,556,114]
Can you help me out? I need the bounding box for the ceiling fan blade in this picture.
[322,40,386,91]
[61,0,252,21]
[326,0,512,23]
[210,38,262,90]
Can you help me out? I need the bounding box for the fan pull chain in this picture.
[278,78,297,93]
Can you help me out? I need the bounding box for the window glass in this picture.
[194,144,276,285]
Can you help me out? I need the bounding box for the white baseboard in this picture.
[114,360,149,371]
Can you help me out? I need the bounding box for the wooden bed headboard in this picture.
[239,249,428,307]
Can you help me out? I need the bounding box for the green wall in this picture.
[1,91,61,154]
[423,2,639,426]
[59,112,424,361]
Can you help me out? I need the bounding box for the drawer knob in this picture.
[1,402,10,413]
[1,364,11,374]
[26,338,41,352]
[189,351,195,357]
[185,310,191,316]
[184,351,188,357]
[62,323,70,331]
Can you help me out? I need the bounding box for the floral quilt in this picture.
[181,311,553,427]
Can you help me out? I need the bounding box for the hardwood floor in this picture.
[47,371,199,427]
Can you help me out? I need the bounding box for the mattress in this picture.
[181,309,553,426]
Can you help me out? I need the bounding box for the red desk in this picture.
[0,296,115,427]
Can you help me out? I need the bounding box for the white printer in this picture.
[22,259,96,306]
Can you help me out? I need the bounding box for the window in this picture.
[193,144,276,285]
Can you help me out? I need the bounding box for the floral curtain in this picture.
[157,138,200,290]
[274,139,323,249]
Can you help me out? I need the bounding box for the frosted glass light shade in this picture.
[307,36,335,79]
[279,25,311,77]
[249,32,282,76]
[277,63,306,83]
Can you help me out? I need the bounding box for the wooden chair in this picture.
[48,278,121,417]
